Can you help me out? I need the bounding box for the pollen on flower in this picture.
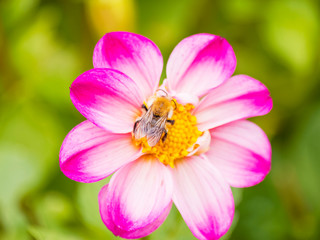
[135,102,203,168]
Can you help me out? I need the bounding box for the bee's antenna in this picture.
[156,89,168,97]
[171,99,177,110]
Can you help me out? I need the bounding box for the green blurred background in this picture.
[1,0,319,239]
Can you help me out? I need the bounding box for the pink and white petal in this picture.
[194,74,273,131]
[172,155,234,240]
[166,33,236,98]
[100,156,173,236]
[172,91,200,106]
[187,130,211,156]
[207,120,271,188]
[93,32,163,99]
[70,68,144,133]
[99,184,172,239]
[59,121,142,183]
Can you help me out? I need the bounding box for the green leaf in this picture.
[262,0,319,73]
[76,178,117,239]
[28,226,83,240]
[33,191,74,228]
[291,104,320,214]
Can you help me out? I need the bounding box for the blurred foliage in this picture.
[0,0,320,239]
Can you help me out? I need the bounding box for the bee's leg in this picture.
[162,129,168,142]
[166,119,175,125]
[141,104,148,111]
[133,119,141,132]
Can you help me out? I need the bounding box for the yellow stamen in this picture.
[134,102,202,167]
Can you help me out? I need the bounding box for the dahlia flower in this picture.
[60,32,272,240]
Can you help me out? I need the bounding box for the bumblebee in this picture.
[133,91,176,147]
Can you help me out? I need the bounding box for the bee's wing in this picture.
[147,117,167,147]
[134,110,153,140]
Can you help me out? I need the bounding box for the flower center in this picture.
[134,102,203,168]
